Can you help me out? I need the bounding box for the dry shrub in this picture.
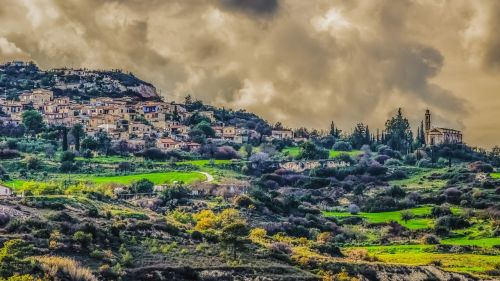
[428,259,442,267]
[347,249,378,262]
[322,269,360,281]
[269,242,292,255]
[36,256,97,281]
[421,234,440,245]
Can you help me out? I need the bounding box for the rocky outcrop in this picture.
[128,84,158,99]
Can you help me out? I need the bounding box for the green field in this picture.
[282,147,362,159]
[324,206,434,229]
[349,245,499,275]
[390,167,447,190]
[78,171,206,185]
[1,179,25,189]
[324,206,461,230]
[2,171,206,189]
[490,172,500,179]
[441,237,500,248]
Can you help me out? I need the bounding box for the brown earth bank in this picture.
[123,263,481,281]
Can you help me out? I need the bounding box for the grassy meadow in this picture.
[282,146,362,159]
[390,167,448,190]
[348,245,499,276]
[2,171,207,190]
[323,206,463,229]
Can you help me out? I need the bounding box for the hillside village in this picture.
[0,62,498,281]
[0,62,306,157]
[0,87,298,153]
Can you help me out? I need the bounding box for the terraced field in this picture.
[441,237,499,248]
[323,206,462,229]
[347,245,499,275]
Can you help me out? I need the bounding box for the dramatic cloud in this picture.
[0,0,499,148]
[220,0,279,16]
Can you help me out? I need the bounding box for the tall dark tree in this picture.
[420,121,426,145]
[294,127,310,138]
[172,105,180,121]
[385,108,412,153]
[349,123,367,149]
[96,131,111,155]
[70,123,85,151]
[255,123,271,144]
[221,107,227,122]
[22,110,44,137]
[364,125,371,145]
[329,121,341,138]
[61,127,68,151]
[184,94,192,105]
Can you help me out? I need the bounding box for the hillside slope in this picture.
[0,61,160,101]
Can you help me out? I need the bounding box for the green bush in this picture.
[0,239,34,277]
[73,231,93,248]
[130,178,154,193]
[332,141,352,151]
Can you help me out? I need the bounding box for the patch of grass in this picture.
[3,171,206,189]
[329,150,362,158]
[1,179,25,189]
[282,147,300,157]
[390,167,448,190]
[80,171,206,185]
[110,209,149,220]
[442,237,500,248]
[282,147,362,159]
[324,206,435,229]
[323,205,462,230]
[490,172,500,179]
[349,245,499,276]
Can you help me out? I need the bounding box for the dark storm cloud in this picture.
[482,2,500,71]
[220,0,278,16]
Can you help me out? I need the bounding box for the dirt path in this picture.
[198,172,214,183]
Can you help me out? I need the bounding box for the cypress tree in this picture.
[62,127,68,151]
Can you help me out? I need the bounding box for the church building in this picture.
[425,110,463,146]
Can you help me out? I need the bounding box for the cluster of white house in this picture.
[0,89,296,152]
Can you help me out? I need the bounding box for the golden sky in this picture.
[0,0,499,148]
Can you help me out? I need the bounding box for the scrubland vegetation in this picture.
[0,104,499,280]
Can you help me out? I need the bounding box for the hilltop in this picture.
[0,61,160,101]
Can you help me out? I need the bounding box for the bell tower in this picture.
[425,109,431,132]
[424,109,431,146]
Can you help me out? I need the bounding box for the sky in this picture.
[0,0,499,148]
